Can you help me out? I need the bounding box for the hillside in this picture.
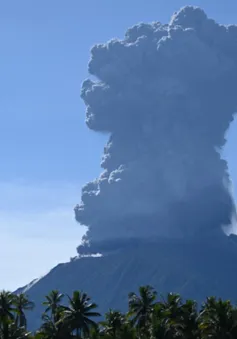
[20,235,237,330]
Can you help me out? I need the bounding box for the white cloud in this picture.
[0,181,86,291]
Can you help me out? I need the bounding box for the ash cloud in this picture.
[75,6,237,254]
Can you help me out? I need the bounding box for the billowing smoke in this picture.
[75,6,237,254]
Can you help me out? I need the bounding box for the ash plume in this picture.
[75,6,237,254]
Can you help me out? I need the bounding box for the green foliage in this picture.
[13,293,35,329]
[60,291,100,338]
[42,290,64,325]
[1,286,237,338]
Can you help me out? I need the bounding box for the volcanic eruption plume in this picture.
[75,6,237,254]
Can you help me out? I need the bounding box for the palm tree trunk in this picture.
[20,313,26,328]
[76,327,81,339]
[3,322,9,339]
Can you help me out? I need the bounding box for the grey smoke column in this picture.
[75,6,237,253]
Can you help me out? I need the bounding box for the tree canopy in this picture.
[0,286,237,338]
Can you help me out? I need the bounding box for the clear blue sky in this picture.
[0,0,237,291]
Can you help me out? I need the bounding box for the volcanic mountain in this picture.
[19,6,237,330]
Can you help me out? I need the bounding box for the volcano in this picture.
[18,6,237,330]
[18,236,237,330]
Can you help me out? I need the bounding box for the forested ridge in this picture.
[1,285,237,338]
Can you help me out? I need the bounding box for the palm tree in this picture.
[150,303,170,339]
[39,317,59,339]
[128,285,157,336]
[3,322,31,339]
[178,299,199,339]
[0,291,15,321]
[13,293,35,328]
[37,314,71,339]
[87,327,101,339]
[199,296,237,339]
[0,291,15,339]
[43,290,64,324]
[161,293,182,315]
[38,309,75,339]
[159,293,184,338]
[100,309,125,338]
[118,322,137,339]
[62,290,100,339]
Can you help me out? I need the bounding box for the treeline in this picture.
[0,285,237,338]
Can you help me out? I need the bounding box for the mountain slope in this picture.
[21,236,237,330]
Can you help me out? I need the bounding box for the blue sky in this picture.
[0,0,237,291]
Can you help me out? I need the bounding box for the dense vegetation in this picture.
[1,285,237,338]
